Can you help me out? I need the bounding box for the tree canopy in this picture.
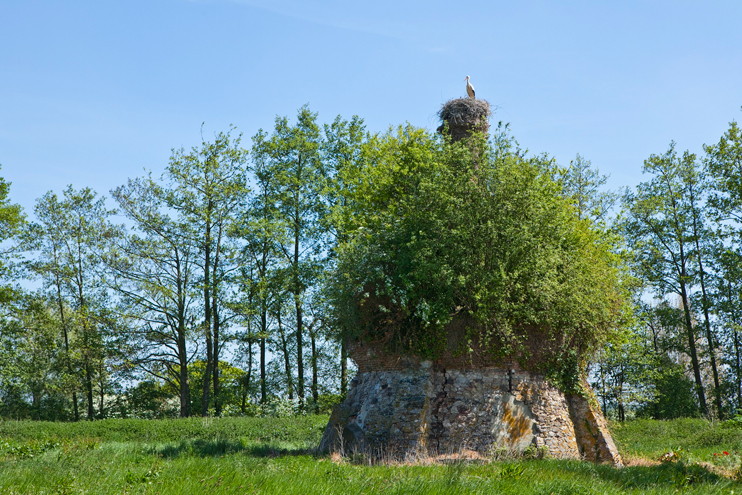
[329,125,631,389]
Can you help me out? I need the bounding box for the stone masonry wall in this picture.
[320,356,622,465]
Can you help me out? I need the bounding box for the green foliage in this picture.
[618,144,714,415]
[13,108,742,423]
[125,380,179,419]
[309,393,344,415]
[0,165,25,304]
[182,360,252,415]
[705,119,742,223]
[0,294,80,421]
[330,125,630,388]
[24,185,121,421]
[635,364,700,419]
[595,301,701,421]
[558,153,618,224]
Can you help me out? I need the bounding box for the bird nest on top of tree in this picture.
[437,98,492,140]
[438,98,491,125]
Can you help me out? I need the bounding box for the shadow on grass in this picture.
[157,438,314,459]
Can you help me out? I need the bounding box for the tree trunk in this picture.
[680,278,708,414]
[202,324,212,416]
[698,272,723,417]
[179,363,191,418]
[76,252,94,421]
[72,391,79,422]
[32,388,40,421]
[647,318,661,419]
[600,361,607,418]
[277,309,294,400]
[294,225,304,405]
[260,335,266,404]
[213,298,221,416]
[98,359,105,418]
[730,282,742,411]
[178,322,191,418]
[311,329,318,413]
[295,295,303,405]
[689,180,723,417]
[202,212,213,417]
[212,219,224,417]
[54,265,79,422]
[617,365,625,422]
[242,340,252,414]
[258,206,270,406]
[84,350,94,420]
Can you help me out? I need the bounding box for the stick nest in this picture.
[437,98,491,141]
[438,98,492,126]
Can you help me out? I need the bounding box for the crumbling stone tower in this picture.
[319,99,623,465]
[436,97,491,142]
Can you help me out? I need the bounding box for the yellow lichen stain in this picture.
[501,399,532,447]
[520,383,536,403]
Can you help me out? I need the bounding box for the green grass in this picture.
[1,416,741,494]
[0,415,328,443]
[612,418,742,466]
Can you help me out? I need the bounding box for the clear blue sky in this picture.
[2,0,741,217]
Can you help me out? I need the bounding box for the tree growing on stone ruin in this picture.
[329,124,631,391]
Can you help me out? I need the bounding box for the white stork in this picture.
[464,75,475,99]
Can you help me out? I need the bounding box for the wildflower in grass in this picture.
[724,451,730,455]
[658,451,682,463]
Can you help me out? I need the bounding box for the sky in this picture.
[1,0,741,219]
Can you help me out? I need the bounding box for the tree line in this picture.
[595,119,742,420]
[0,105,741,422]
[0,107,366,420]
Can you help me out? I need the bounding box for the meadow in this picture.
[1,416,742,494]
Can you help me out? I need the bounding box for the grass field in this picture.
[1,416,742,494]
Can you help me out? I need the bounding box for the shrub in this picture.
[330,125,630,391]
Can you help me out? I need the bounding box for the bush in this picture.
[331,125,630,391]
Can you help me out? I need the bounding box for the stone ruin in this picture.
[319,98,623,465]
[319,341,622,464]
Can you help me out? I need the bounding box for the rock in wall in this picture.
[320,361,622,465]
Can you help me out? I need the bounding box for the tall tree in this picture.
[620,144,708,414]
[253,107,326,406]
[322,115,366,396]
[713,248,742,411]
[165,127,248,416]
[559,154,618,224]
[0,166,25,305]
[234,131,285,405]
[330,124,628,391]
[681,158,723,417]
[705,118,742,413]
[705,119,742,225]
[27,193,79,420]
[108,176,199,417]
[0,295,65,420]
[27,186,116,420]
